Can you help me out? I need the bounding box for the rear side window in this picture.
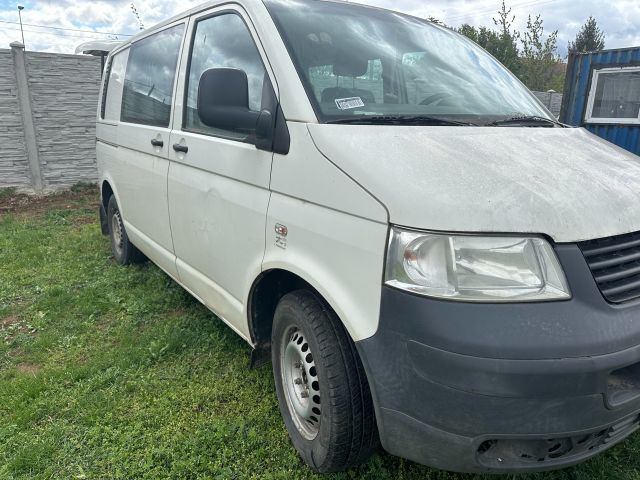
[184,13,266,141]
[102,50,129,122]
[121,24,185,127]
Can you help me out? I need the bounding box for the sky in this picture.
[0,0,638,57]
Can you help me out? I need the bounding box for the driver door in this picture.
[167,8,275,339]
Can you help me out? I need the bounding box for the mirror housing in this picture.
[255,110,273,151]
[197,68,261,131]
[196,67,289,155]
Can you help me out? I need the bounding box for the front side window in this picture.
[586,67,640,124]
[121,24,185,127]
[266,0,551,125]
[185,13,266,141]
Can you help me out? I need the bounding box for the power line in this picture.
[446,0,553,21]
[0,24,118,40]
[0,19,133,37]
[445,0,558,23]
[447,0,558,22]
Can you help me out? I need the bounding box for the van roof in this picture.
[122,0,229,47]
[114,0,420,53]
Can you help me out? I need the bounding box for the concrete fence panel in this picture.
[0,49,31,190]
[533,91,563,118]
[0,43,102,193]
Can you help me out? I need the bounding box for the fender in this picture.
[99,175,121,210]
[262,192,389,342]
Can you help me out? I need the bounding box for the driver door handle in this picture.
[150,139,164,147]
[173,144,189,154]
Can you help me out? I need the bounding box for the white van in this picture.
[96,0,640,474]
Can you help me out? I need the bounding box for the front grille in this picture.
[579,231,640,304]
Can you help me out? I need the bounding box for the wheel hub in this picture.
[281,327,321,440]
[111,210,124,256]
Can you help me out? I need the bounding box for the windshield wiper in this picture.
[327,115,477,126]
[486,115,563,127]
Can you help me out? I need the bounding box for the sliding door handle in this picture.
[150,139,164,147]
[173,144,189,154]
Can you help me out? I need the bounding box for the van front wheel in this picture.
[272,290,379,473]
[107,196,146,266]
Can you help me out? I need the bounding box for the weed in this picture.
[0,187,17,200]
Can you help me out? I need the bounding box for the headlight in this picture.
[385,227,571,302]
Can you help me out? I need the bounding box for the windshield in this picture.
[265,0,553,125]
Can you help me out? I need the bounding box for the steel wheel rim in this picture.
[111,210,124,256]
[281,326,321,440]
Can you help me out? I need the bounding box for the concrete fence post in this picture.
[11,41,43,193]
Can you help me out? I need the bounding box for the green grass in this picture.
[1,189,640,479]
[0,187,17,200]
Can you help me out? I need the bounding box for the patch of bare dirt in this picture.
[1,315,21,329]
[1,315,38,343]
[73,215,97,226]
[16,363,42,375]
[7,347,26,359]
[169,308,188,317]
[0,185,100,217]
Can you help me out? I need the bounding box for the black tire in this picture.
[272,290,379,473]
[107,196,146,266]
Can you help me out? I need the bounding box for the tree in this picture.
[568,16,605,54]
[458,25,504,58]
[491,1,521,76]
[519,14,563,91]
[455,2,567,91]
[458,2,521,76]
[458,24,498,47]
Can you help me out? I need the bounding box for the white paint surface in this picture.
[309,125,640,243]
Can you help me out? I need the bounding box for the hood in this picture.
[307,125,640,243]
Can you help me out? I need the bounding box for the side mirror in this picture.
[197,68,265,133]
[197,67,290,154]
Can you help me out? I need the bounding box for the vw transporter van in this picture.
[96,0,640,473]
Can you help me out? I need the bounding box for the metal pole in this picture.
[17,5,25,49]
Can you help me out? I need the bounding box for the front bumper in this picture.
[356,244,640,473]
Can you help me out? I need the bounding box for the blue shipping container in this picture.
[561,47,640,156]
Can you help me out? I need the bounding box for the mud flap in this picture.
[99,204,109,235]
[249,342,271,369]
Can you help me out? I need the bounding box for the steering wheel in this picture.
[419,92,454,106]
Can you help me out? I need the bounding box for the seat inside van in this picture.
[319,56,375,105]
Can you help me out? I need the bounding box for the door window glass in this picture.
[185,13,266,141]
[121,24,185,127]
